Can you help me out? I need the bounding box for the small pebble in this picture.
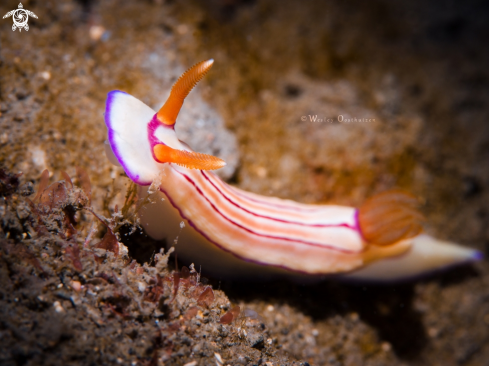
[381,342,391,352]
[137,281,146,293]
[70,280,82,292]
[214,352,223,366]
[89,25,105,41]
[40,71,51,80]
[53,301,65,313]
[244,309,258,319]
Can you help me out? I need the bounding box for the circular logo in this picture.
[12,9,28,28]
[3,4,38,32]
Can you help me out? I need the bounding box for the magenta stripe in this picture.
[201,171,357,230]
[174,169,359,254]
[159,185,338,275]
[147,115,175,161]
[206,171,333,213]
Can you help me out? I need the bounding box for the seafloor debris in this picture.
[0,168,285,366]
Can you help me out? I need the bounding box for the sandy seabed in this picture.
[1,1,489,365]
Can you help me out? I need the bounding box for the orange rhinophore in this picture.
[153,144,226,170]
[156,59,214,126]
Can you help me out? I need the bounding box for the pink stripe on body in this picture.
[159,165,365,273]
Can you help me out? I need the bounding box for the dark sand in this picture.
[1,1,488,365]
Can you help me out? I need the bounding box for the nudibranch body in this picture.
[105,60,481,281]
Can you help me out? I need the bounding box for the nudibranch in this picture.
[104,59,482,281]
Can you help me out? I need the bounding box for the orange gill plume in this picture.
[358,190,424,246]
[156,59,214,126]
[154,144,226,170]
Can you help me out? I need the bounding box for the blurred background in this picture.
[1,0,489,365]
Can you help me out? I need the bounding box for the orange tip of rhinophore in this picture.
[156,59,215,126]
[154,144,226,171]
